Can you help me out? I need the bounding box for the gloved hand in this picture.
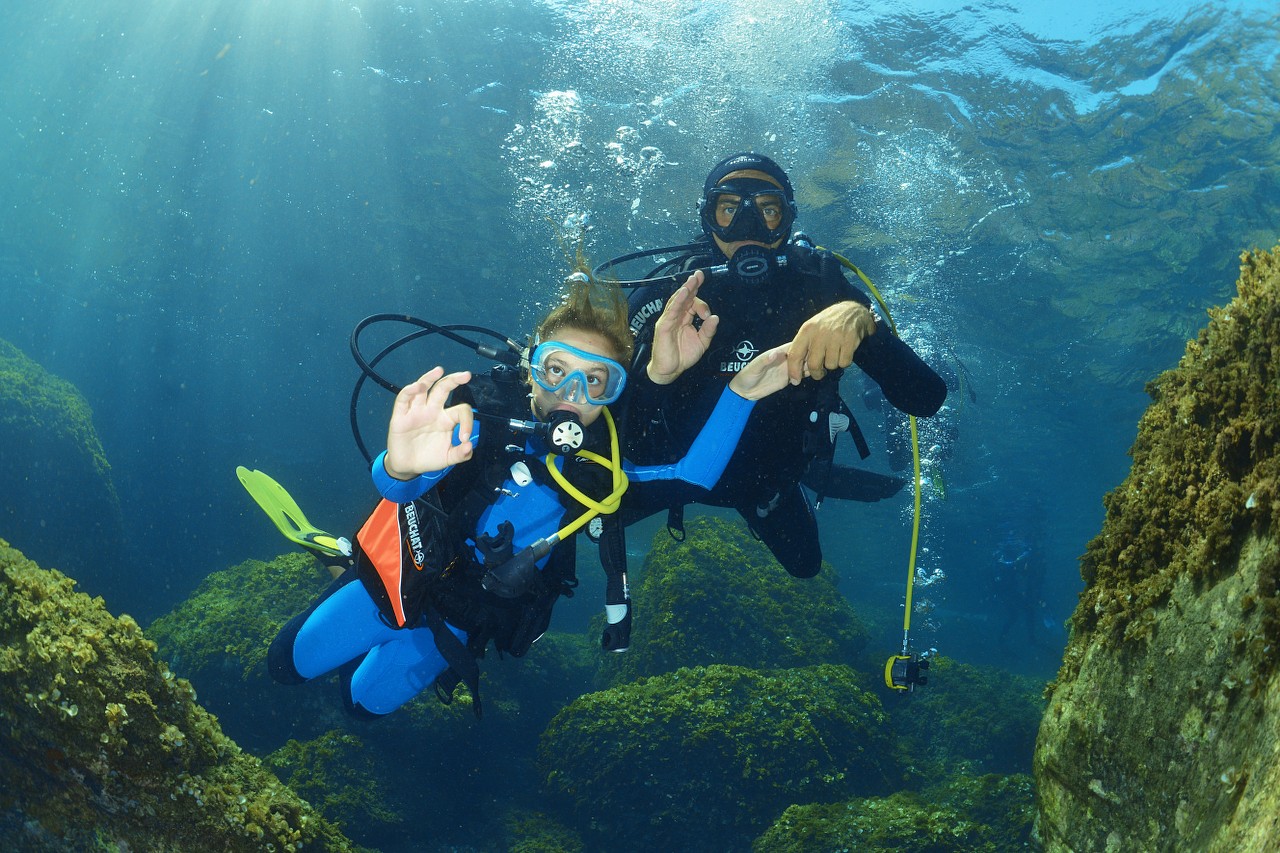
[601,601,633,652]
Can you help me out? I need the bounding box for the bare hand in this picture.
[384,367,475,479]
[728,343,794,401]
[646,270,720,385]
[787,301,876,383]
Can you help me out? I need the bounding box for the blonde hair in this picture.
[534,252,634,365]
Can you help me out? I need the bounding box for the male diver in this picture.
[620,152,947,578]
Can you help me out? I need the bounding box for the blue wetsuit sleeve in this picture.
[371,451,445,503]
[371,420,482,502]
[623,385,754,489]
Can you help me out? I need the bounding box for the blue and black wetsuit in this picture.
[269,382,756,718]
[622,239,946,578]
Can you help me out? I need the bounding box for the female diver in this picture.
[268,269,793,718]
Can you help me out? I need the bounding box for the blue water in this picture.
[1,0,1276,726]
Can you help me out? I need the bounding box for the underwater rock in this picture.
[263,730,402,838]
[147,552,354,753]
[0,338,124,590]
[1035,245,1280,850]
[599,516,870,685]
[888,656,1046,787]
[500,808,585,853]
[752,773,1036,853]
[539,662,895,851]
[0,539,352,851]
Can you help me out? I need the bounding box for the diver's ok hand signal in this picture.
[647,269,720,386]
[384,367,475,479]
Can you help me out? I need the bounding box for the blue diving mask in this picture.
[530,341,627,406]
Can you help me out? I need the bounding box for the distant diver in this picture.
[992,531,1051,648]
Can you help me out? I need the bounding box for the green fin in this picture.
[928,468,948,501]
[236,466,350,557]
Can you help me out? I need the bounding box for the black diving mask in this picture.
[699,178,797,246]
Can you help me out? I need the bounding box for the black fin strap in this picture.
[847,410,871,459]
[666,504,686,542]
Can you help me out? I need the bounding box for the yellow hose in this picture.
[819,247,924,658]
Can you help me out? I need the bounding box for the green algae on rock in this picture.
[147,552,350,753]
[597,516,870,686]
[0,539,353,851]
[1036,244,1280,851]
[752,773,1035,853]
[888,656,1046,787]
[0,338,124,588]
[500,809,586,853]
[149,552,332,682]
[264,731,402,835]
[539,662,894,851]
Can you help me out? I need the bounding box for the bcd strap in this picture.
[801,389,869,508]
[597,513,627,583]
[848,409,871,459]
[423,605,483,719]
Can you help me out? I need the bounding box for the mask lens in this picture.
[701,179,794,244]
[713,195,740,229]
[530,342,627,405]
[754,193,785,230]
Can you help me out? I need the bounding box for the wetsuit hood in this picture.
[702,152,795,201]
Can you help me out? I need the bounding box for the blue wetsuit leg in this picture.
[347,622,466,715]
[291,580,468,715]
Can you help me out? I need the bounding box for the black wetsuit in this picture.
[621,239,946,577]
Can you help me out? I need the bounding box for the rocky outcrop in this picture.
[541,662,896,851]
[0,339,124,588]
[1035,245,1280,850]
[0,539,353,851]
[596,516,870,686]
